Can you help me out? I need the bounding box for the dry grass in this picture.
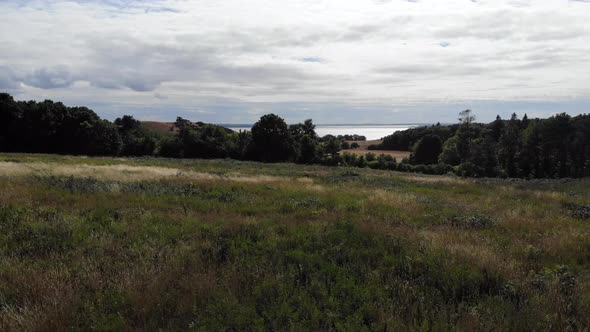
[366,189,419,210]
[0,153,589,330]
[0,161,318,186]
[421,229,522,281]
[345,149,411,160]
[345,139,381,149]
[343,139,411,160]
[404,174,467,185]
[141,121,176,136]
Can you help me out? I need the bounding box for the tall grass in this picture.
[0,153,589,330]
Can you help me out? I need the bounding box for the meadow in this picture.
[0,153,589,331]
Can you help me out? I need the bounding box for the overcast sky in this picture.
[1,0,589,124]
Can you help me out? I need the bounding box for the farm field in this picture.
[343,140,411,161]
[0,153,589,330]
[343,149,411,161]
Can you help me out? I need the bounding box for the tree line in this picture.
[374,109,590,178]
[0,93,350,164]
[1,93,589,178]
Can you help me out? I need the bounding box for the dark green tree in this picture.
[439,135,461,166]
[251,114,292,162]
[298,135,318,164]
[497,113,522,177]
[413,134,443,165]
[521,113,529,129]
[456,109,475,162]
[115,115,156,156]
[490,115,504,142]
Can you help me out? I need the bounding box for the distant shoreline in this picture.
[218,123,435,127]
[222,124,426,140]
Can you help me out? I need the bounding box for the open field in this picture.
[345,140,412,160]
[346,139,382,149]
[344,149,411,160]
[0,153,589,330]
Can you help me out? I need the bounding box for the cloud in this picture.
[24,66,75,89]
[0,0,588,123]
[0,67,19,89]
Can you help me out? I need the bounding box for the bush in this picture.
[564,203,590,220]
[413,164,427,174]
[385,161,397,170]
[457,162,485,178]
[356,155,367,168]
[367,160,381,169]
[158,137,184,158]
[341,153,357,166]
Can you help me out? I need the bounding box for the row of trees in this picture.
[384,109,590,178]
[0,93,348,164]
[1,93,589,178]
[157,115,349,164]
[1,94,123,155]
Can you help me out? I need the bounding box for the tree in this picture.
[322,137,341,159]
[82,120,122,156]
[497,114,522,177]
[0,93,22,151]
[115,115,141,132]
[539,113,572,177]
[251,114,292,162]
[456,109,475,162]
[521,113,529,129]
[115,115,156,156]
[289,119,319,163]
[413,134,442,165]
[439,135,461,166]
[490,115,504,142]
[459,109,475,126]
[191,124,231,158]
[228,130,252,160]
[298,135,318,164]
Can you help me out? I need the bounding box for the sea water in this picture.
[224,124,422,141]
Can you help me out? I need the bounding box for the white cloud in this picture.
[0,0,589,123]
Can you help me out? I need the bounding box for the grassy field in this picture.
[344,140,411,161]
[0,153,589,331]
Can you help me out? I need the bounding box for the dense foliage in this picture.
[0,93,123,156]
[375,110,590,178]
[0,93,338,164]
[1,93,589,178]
[371,122,457,151]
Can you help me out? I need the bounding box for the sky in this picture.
[0,0,589,124]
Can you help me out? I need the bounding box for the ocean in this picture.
[223,124,422,141]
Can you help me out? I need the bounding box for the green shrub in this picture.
[564,203,590,219]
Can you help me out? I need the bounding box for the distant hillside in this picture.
[141,121,177,136]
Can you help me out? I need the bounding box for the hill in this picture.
[141,121,177,136]
[0,153,588,330]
